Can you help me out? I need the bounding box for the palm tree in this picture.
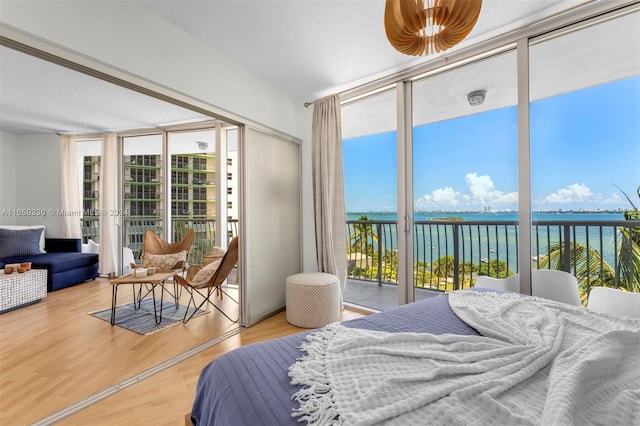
[616,225,640,292]
[537,242,616,303]
[612,184,639,292]
[348,215,379,255]
[539,185,640,298]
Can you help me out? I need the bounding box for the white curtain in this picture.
[312,95,348,297]
[60,135,82,238]
[99,133,119,276]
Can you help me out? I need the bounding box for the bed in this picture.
[190,290,640,425]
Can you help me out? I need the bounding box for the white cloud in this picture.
[415,174,519,209]
[545,183,593,203]
[594,192,623,205]
[415,186,460,208]
[465,173,518,206]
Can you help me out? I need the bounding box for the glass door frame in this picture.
[393,46,531,305]
[341,4,635,307]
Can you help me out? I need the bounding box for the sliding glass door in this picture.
[341,88,398,310]
[341,53,519,309]
[77,138,102,244]
[412,51,519,300]
[340,6,638,310]
[168,129,216,265]
[122,133,164,264]
[529,11,640,298]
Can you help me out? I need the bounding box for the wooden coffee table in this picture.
[109,270,178,326]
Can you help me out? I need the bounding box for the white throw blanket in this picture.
[289,291,640,425]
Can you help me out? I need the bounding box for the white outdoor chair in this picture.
[531,270,581,306]
[474,274,520,293]
[587,286,640,318]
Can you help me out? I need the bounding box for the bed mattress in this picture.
[190,293,479,425]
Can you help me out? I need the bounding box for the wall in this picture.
[243,127,301,325]
[0,131,18,225]
[0,0,318,271]
[0,1,300,137]
[13,134,63,236]
[296,109,316,272]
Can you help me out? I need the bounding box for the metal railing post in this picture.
[377,223,383,286]
[563,225,571,272]
[338,218,638,298]
[453,224,460,290]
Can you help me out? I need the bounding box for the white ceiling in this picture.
[138,0,594,100]
[0,0,633,136]
[0,46,212,135]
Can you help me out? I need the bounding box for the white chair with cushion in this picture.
[286,272,340,328]
[82,239,136,275]
[587,286,640,318]
[531,270,581,306]
[474,274,520,293]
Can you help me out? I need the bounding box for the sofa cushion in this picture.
[0,228,44,258]
[2,252,99,274]
[49,264,99,292]
[0,225,46,253]
[45,238,81,253]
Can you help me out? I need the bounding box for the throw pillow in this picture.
[82,239,100,253]
[0,228,44,258]
[0,225,46,253]
[87,239,100,253]
[192,258,223,288]
[141,250,188,271]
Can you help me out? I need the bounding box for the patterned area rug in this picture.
[91,298,207,335]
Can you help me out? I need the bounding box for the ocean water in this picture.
[346,211,635,272]
[347,211,628,222]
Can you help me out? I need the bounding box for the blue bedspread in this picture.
[191,293,479,425]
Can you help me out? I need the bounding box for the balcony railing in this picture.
[347,218,640,299]
[81,217,239,267]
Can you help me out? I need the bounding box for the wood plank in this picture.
[0,277,365,425]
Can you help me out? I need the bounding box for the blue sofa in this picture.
[0,238,99,292]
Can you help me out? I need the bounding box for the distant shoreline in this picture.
[348,210,629,215]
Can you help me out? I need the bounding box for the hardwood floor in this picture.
[0,277,365,425]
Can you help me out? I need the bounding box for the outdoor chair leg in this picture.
[111,286,118,325]
[182,287,238,324]
[182,288,208,323]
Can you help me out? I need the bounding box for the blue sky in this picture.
[343,76,640,213]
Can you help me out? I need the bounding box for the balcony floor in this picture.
[343,279,442,311]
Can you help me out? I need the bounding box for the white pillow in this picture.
[0,225,46,253]
[141,250,188,271]
[192,258,223,288]
[87,239,100,253]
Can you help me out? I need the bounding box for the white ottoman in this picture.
[286,272,340,328]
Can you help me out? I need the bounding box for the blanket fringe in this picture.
[290,323,345,424]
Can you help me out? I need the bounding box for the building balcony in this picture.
[345,217,640,309]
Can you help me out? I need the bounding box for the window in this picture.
[77,140,101,242]
[341,88,398,308]
[193,172,207,185]
[193,157,207,170]
[528,11,640,293]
